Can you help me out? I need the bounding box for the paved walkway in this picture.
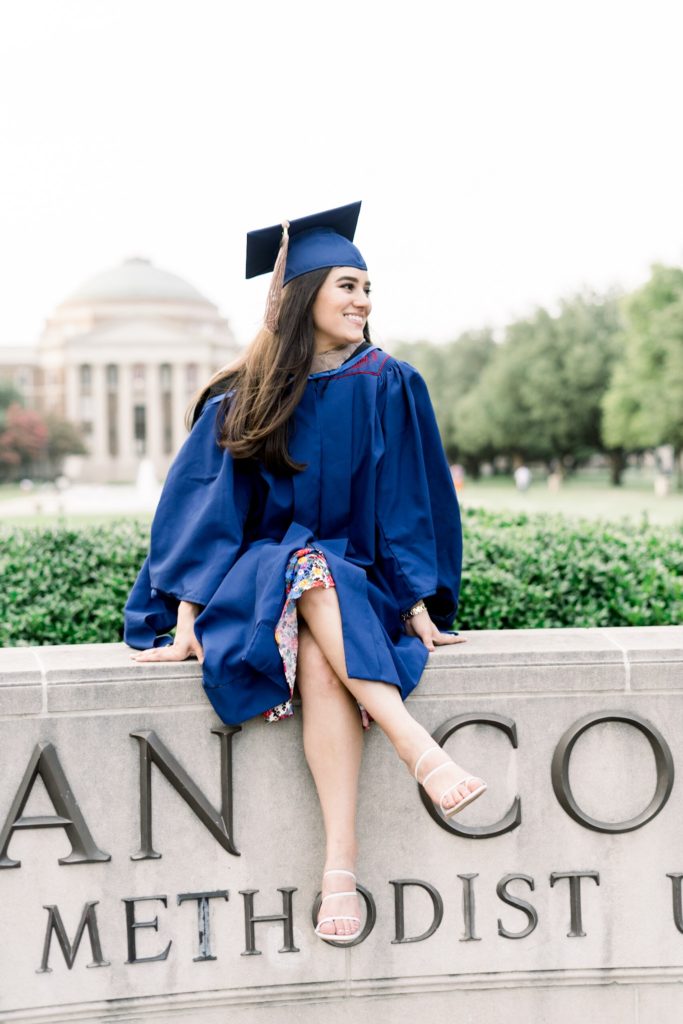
[0,483,162,519]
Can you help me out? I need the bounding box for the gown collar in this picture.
[308,342,378,379]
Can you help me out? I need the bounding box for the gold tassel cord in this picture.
[264,220,290,333]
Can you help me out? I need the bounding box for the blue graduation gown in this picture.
[124,346,462,725]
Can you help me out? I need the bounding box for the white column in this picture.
[91,364,107,464]
[198,362,212,392]
[172,360,188,454]
[118,363,134,473]
[145,362,163,474]
[64,363,79,425]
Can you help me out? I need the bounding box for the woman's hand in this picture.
[403,607,466,653]
[130,600,204,664]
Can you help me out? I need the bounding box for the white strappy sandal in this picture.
[414,746,487,818]
[314,869,362,944]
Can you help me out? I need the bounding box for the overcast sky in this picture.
[1,0,682,350]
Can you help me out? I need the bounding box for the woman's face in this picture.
[311,267,372,351]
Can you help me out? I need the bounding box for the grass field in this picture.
[460,473,683,526]
[1,472,682,528]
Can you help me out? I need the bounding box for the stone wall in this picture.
[1,627,683,1023]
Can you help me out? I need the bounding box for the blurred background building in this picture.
[0,257,239,482]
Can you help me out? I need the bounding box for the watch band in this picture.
[401,600,427,622]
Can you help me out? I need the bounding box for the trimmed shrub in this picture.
[458,508,683,630]
[0,511,681,647]
[0,520,149,646]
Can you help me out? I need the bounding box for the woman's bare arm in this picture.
[403,607,465,652]
[130,600,204,663]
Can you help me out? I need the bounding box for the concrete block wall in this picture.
[1,627,683,1023]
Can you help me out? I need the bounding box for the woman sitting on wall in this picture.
[124,201,487,944]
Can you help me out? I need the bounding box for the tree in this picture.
[602,264,683,485]
[455,338,537,462]
[0,381,23,426]
[392,330,496,466]
[44,413,88,470]
[454,291,623,475]
[0,393,85,480]
[0,404,49,480]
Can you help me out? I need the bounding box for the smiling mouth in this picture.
[344,314,364,325]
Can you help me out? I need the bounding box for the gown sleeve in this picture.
[375,358,462,630]
[123,395,252,649]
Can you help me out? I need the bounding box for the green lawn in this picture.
[0,484,154,527]
[460,473,683,526]
[0,512,155,527]
[2,473,683,528]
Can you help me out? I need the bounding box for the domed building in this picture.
[8,257,240,482]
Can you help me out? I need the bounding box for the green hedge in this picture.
[0,521,149,647]
[1,511,682,647]
[459,508,683,629]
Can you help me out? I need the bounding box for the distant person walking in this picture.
[514,464,532,492]
[451,463,465,492]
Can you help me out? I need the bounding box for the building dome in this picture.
[63,257,214,306]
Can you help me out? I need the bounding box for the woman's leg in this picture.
[296,621,363,937]
[297,587,484,809]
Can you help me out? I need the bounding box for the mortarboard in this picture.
[246,201,366,332]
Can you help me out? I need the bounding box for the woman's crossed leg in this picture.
[295,587,484,939]
[296,622,363,938]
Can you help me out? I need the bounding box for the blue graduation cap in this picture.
[246,201,367,331]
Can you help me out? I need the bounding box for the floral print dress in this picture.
[264,548,372,730]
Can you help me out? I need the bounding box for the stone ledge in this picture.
[1,627,682,717]
[3,967,683,1023]
[2,625,683,1023]
[0,649,43,715]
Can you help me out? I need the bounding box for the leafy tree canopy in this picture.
[0,404,48,476]
[455,291,622,463]
[602,264,683,454]
[391,330,496,458]
[0,381,23,428]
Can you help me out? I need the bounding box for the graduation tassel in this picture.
[264,220,290,333]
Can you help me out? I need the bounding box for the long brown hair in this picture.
[188,267,371,475]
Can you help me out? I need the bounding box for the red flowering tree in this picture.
[0,403,49,480]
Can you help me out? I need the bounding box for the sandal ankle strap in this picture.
[413,746,442,782]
